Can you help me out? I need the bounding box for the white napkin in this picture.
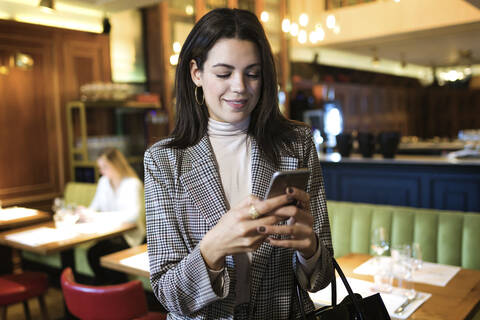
[119,252,149,272]
[309,277,431,319]
[0,207,38,221]
[354,257,460,287]
[5,227,77,246]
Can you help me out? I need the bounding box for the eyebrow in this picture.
[212,63,261,69]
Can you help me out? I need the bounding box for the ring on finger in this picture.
[249,204,260,220]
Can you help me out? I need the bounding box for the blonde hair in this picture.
[99,148,138,179]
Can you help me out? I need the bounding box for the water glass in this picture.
[412,242,423,271]
[391,244,416,298]
[372,258,394,293]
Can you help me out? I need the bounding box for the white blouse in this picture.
[89,175,145,247]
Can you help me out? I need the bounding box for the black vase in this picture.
[378,131,400,158]
[357,132,376,158]
[336,133,353,157]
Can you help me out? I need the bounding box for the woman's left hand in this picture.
[257,187,318,259]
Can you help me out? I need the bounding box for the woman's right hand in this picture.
[199,194,292,270]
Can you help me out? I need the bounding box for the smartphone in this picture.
[264,168,310,200]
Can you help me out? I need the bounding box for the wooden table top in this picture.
[100,243,149,278]
[0,221,137,255]
[339,253,480,320]
[0,208,51,230]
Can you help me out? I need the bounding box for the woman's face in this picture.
[190,38,262,123]
[97,156,117,180]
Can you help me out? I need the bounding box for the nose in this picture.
[231,73,246,93]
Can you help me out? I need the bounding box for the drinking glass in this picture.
[52,197,65,213]
[391,244,416,298]
[371,227,390,256]
[371,227,393,292]
[412,242,423,271]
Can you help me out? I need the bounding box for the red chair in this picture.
[60,268,166,320]
[0,271,49,320]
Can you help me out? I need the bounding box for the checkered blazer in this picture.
[144,125,333,319]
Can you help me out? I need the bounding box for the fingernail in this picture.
[287,187,294,194]
[257,226,266,233]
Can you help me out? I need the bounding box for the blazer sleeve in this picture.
[144,148,229,316]
[293,127,334,292]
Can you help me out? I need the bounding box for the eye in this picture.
[247,72,260,79]
[216,73,230,78]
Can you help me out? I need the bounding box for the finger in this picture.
[251,194,291,218]
[269,206,313,227]
[257,223,312,238]
[236,194,260,209]
[265,237,311,250]
[286,187,310,210]
[243,214,285,232]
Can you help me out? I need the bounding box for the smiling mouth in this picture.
[224,99,247,104]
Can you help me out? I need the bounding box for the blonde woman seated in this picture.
[81,148,145,284]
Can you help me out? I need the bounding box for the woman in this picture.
[145,8,333,319]
[85,147,145,284]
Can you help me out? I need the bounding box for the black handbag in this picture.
[296,258,391,320]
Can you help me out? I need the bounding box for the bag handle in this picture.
[296,257,365,320]
[332,258,364,320]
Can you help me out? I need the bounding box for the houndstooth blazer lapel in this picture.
[249,138,299,316]
[180,135,229,228]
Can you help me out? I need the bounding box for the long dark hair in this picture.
[167,8,300,166]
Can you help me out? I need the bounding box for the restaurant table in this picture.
[338,253,480,320]
[0,221,137,272]
[0,207,52,274]
[101,249,480,320]
[100,243,149,278]
[0,207,52,230]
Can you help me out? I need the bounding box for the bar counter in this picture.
[319,153,480,212]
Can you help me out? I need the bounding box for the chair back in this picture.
[60,268,149,320]
[64,182,97,207]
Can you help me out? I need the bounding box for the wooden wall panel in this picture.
[0,23,62,207]
[0,20,111,208]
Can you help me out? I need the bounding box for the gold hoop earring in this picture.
[195,86,204,106]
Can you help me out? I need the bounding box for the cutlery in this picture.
[394,292,419,314]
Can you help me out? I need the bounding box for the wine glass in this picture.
[371,227,390,256]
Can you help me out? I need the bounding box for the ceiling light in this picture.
[298,30,307,44]
[185,5,194,16]
[299,13,308,27]
[173,42,181,53]
[281,18,291,33]
[170,54,179,66]
[290,23,299,37]
[326,15,336,29]
[315,25,325,41]
[260,11,269,22]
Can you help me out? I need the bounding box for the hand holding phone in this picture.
[264,168,310,200]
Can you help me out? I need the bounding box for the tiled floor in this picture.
[4,287,65,320]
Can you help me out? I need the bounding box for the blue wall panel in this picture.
[320,161,480,212]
